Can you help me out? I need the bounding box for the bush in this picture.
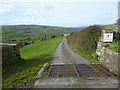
[67,25,102,50]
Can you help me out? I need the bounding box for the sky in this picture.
[0,0,119,27]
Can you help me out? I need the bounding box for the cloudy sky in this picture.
[0,0,119,27]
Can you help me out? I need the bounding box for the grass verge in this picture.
[2,36,63,88]
[106,40,120,54]
[67,41,99,64]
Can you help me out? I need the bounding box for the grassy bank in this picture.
[2,36,63,88]
[106,40,120,53]
[67,42,99,63]
[67,25,102,63]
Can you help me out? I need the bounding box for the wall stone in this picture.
[1,45,21,64]
[96,42,119,75]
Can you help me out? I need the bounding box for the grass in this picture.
[2,36,64,88]
[2,35,50,43]
[101,25,117,30]
[20,37,62,60]
[2,25,80,37]
[67,41,99,64]
[1,25,83,43]
[77,49,99,63]
[106,40,120,53]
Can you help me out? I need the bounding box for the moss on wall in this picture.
[2,45,21,64]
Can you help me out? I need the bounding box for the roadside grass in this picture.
[106,40,120,53]
[67,42,99,64]
[77,49,99,63]
[2,36,63,88]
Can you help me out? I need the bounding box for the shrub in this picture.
[67,25,102,50]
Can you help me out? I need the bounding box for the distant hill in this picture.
[2,25,84,37]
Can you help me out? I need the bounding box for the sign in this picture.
[102,29,113,43]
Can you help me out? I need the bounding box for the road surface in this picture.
[52,38,90,65]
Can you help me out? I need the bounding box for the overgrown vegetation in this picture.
[2,36,63,88]
[67,25,102,63]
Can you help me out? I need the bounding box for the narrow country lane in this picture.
[34,38,118,88]
[52,38,90,64]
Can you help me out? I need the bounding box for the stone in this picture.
[92,53,98,58]
[2,45,21,64]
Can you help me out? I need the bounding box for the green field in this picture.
[2,25,83,43]
[2,25,80,37]
[3,36,63,88]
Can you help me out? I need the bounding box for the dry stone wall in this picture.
[96,42,119,75]
[2,45,21,64]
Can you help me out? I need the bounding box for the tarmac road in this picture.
[52,38,90,65]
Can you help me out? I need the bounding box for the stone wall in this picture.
[96,42,119,75]
[2,45,21,64]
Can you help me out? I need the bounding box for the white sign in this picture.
[103,30,113,42]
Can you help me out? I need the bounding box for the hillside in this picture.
[2,25,83,37]
[2,25,84,43]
